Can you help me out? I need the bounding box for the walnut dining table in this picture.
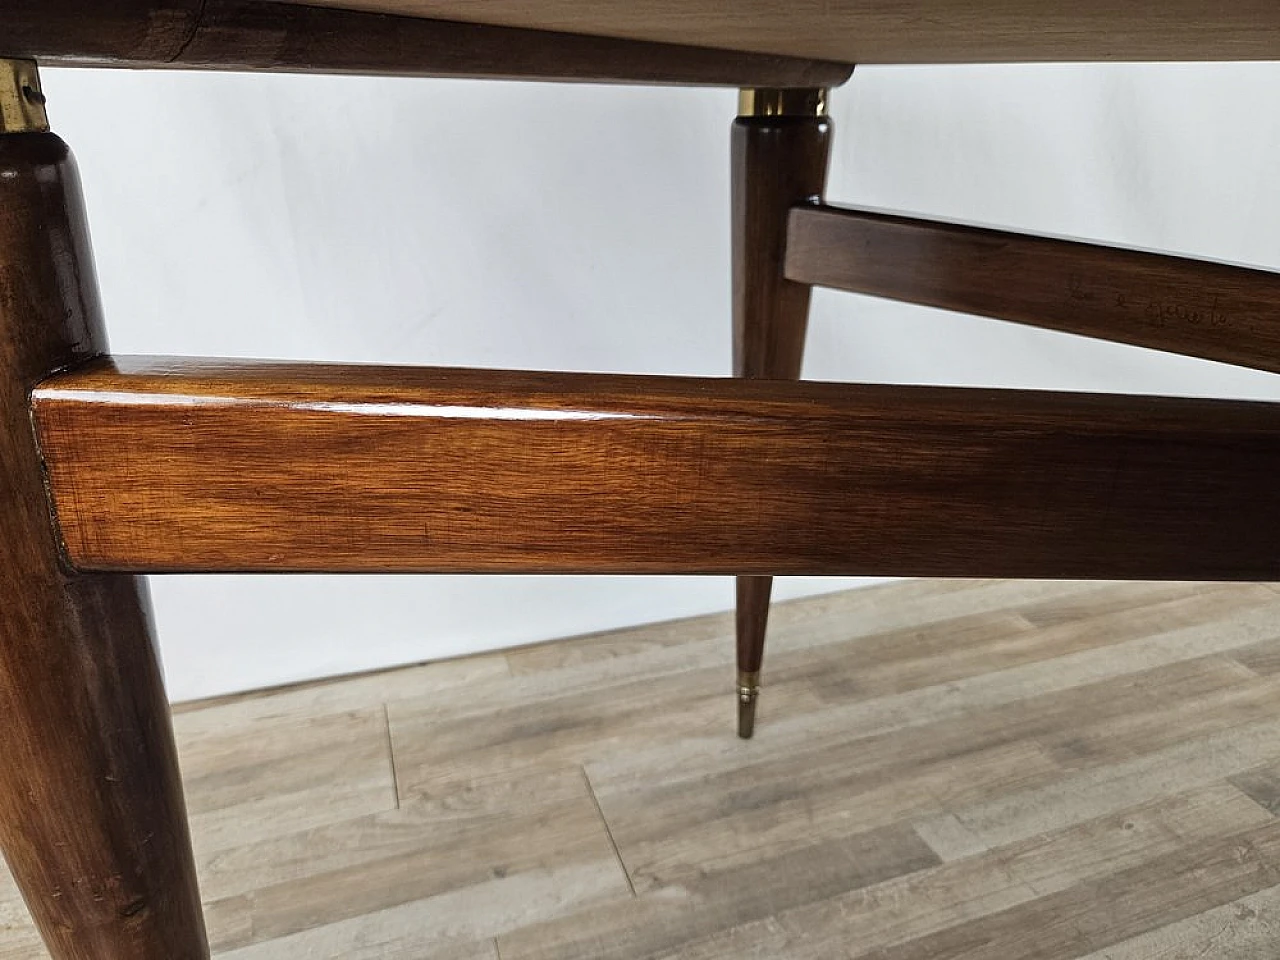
[5,2,1280,957]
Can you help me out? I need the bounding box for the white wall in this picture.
[38,64,1280,702]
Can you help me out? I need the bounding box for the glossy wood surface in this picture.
[787,204,1280,374]
[732,107,833,734]
[0,136,207,958]
[31,357,1280,580]
[735,577,772,714]
[5,0,851,88]
[271,0,1280,64]
[732,116,831,381]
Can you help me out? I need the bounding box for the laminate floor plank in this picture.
[172,652,511,734]
[495,821,942,960]
[782,587,1267,709]
[913,715,1280,859]
[1011,581,1246,629]
[588,586,1280,795]
[1230,636,1280,678]
[1037,667,1280,769]
[865,820,1280,960]
[647,783,1274,960]
[206,766,630,952]
[197,766,589,903]
[181,707,400,855]
[1229,759,1280,817]
[607,739,1057,894]
[1,580,1279,959]
[502,579,1092,678]
[1071,883,1280,959]
[416,581,1112,725]
[595,656,1265,890]
[0,868,40,960]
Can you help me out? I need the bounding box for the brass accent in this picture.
[737,670,761,739]
[738,87,828,119]
[0,60,48,134]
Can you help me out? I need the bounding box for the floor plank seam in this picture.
[1228,772,1280,819]
[1223,655,1268,680]
[383,703,401,810]
[1238,793,1280,820]
[581,765,637,898]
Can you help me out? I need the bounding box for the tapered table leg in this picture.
[731,88,833,738]
[0,61,209,959]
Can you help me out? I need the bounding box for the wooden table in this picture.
[4,3,1280,957]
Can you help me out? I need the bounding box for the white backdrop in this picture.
[38,64,1280,702]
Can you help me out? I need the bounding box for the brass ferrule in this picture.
[737,670,761,698]
[1,60,48,134]
[738,88,828,119]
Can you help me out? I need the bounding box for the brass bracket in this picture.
[738,88,828,119]
[1,60,49,134]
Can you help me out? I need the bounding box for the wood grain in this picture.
[207,771,630,954]
[733,117,831,383]
[30,356,1280,580]
[1071,885,1280,960]
[659,787,1276,960]
[22,0,1280,71]
[265,0,1280,65]
[786,204,1280,374]
[870,820,1280,960]
[3,0,204,64]
[0,134,207,958]
[8,0,852,88]
[731,102,833,736]
[1230,759,1280,816]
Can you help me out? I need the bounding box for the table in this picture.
[4,3,1280,957]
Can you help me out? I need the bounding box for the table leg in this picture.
[0,61,209,959]
[731,87,833,738]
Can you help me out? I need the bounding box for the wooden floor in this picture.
[5,580,1280,958]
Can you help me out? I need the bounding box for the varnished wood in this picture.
[21,0,1280,72]
[15,0,1280,76]
[787,204,1280,374]
[3,0,204,65]
[267,0,1280,65]
[732,115,830,381]
[5,581,1280,958]
[732,102,833,738]
[5,0,852,88]
[735,577,771,736]
[29,357,1280,580]
[0,135,207,958]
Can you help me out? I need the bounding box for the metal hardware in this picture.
[738,87,828,119]
[737,669,761,739]
[0,60,48,134]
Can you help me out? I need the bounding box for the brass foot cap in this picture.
[737,690,759,739]
[737,673,760,739]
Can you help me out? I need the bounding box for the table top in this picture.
[277,0,1280,64]
[14,0,1280,90]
